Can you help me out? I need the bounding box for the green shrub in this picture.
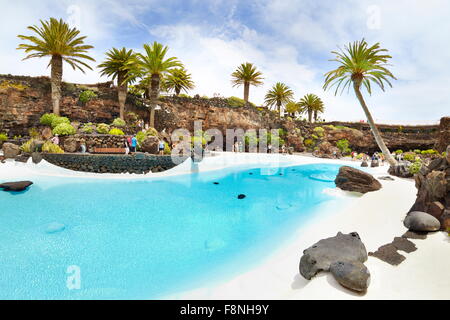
[313,127,325,137]
[414,149,421,154]
[336,139,351,155]
[403,152,416,162]
[164,142,171,155]
[96,123,110,134]
[227,96,246,108]
[40,113,58,126]
[51,116,70,129]
[81,123,94,134]
[20,139,34,153]
[0,133,7,141]
[304,139,314,147]
[311,134,318,140]
[179,93,192,98]
[146,127,158,136]
[421,149,438,155]
[395,149,403,154]
[52,123,76,136]
[136,131,147,146]
[109,128,125,136]
[28,128,40,138]
[356,153,364,160]
[42,141,64,154]
[112,118,126,127]
[79,90,97,103]
[409,160,422,175]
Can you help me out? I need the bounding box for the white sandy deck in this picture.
[0,152,448,299]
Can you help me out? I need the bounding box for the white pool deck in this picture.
[0,152,449,300]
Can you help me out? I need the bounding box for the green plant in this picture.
[51,116,70,129]
[42,141,64,154]
[420,149,438,155]
[109,128,125,135]
[414,149,421,154]
[227,96,246,108]
[0,133,7,141]
[403,152,416,162]
[81,123,94,134]
[356,153,364,160]
[0,80,28,91]
[178,93,192,98]
[20,139,34,153]
[164,142,171,155]
[96,123,110,134]
[112,118,126,127]
[79,90,97,103]
[313,127,325,137]
[304,139,314,147]
[336,139,351,155]
[136,131,148,146]
[28,128,40,138]
[52,123,76,136]
[395,149,403,154]
[409,160,422,175]
[40,113,59,126]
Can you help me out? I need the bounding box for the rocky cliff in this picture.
[0,74,447,153]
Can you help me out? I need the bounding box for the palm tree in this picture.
[231,62,264,105]
[285,101,301,118]
[164,67,195,96]
[313,97,325,122]
[130,42,182,128]
[17,18,95,116]
[298,94,321,123]
[323,39,397,165]
[98,47,136,120]
[264,82,294,118]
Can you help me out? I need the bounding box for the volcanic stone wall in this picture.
[42,153,183,174]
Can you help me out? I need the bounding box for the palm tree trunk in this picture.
[277,101,281,118]
[175,87,181,96]
[149,73,160,128]
[308,110,312,123]
[353,81,397,166]
[117,72,127,120]
[50,55,63,116]
[243,82,250,105]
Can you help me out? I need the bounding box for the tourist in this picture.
[234,141,239,153]
[268,143,272,154]
[127,136,132,149]
[51,134,59,145]
[124,137,130,155]
[238,141,244,153]
[80,140,87,154]
[131,135,137,153]
[158,140,165,155]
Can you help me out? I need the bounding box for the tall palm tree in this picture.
[98,47,136,120]
[231,62,264,105]
[323,39,397,165]
[17,18,95,116]
[164,67,195,96]
[130,42,182,128]
[264,82,294,118]
[313,98,325,122]
[299,93,323,123]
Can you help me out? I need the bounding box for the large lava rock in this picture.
[330,260,371,292]
[299,232,368,280]
[0,181,33,191]
[63,137,79,153]
[335,166,382,194]
[388,163,413,178]
[140,136,159,154]
[312,141,341,159]
[2,143,20,159]
[403,211,441,232]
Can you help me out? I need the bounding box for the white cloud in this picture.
[0,0,449,124]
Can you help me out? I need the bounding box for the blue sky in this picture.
[1,0,449,124]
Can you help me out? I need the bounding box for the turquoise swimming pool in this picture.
[0,163,342,299]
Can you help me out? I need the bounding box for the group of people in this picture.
[351,151,386,166]
[123,136,166,155]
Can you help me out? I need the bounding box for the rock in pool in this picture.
[45,222,66,234]
[404,211,441,232]
[237,194,246,200]
[0,181,33,192]
[330,260,371,292]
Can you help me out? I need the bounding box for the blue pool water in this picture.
[0,163,343,299]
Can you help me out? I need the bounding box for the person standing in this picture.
[158,140,165,155]
[131,135,137,153]
[51,134,59,145]
[124,137,130,155]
